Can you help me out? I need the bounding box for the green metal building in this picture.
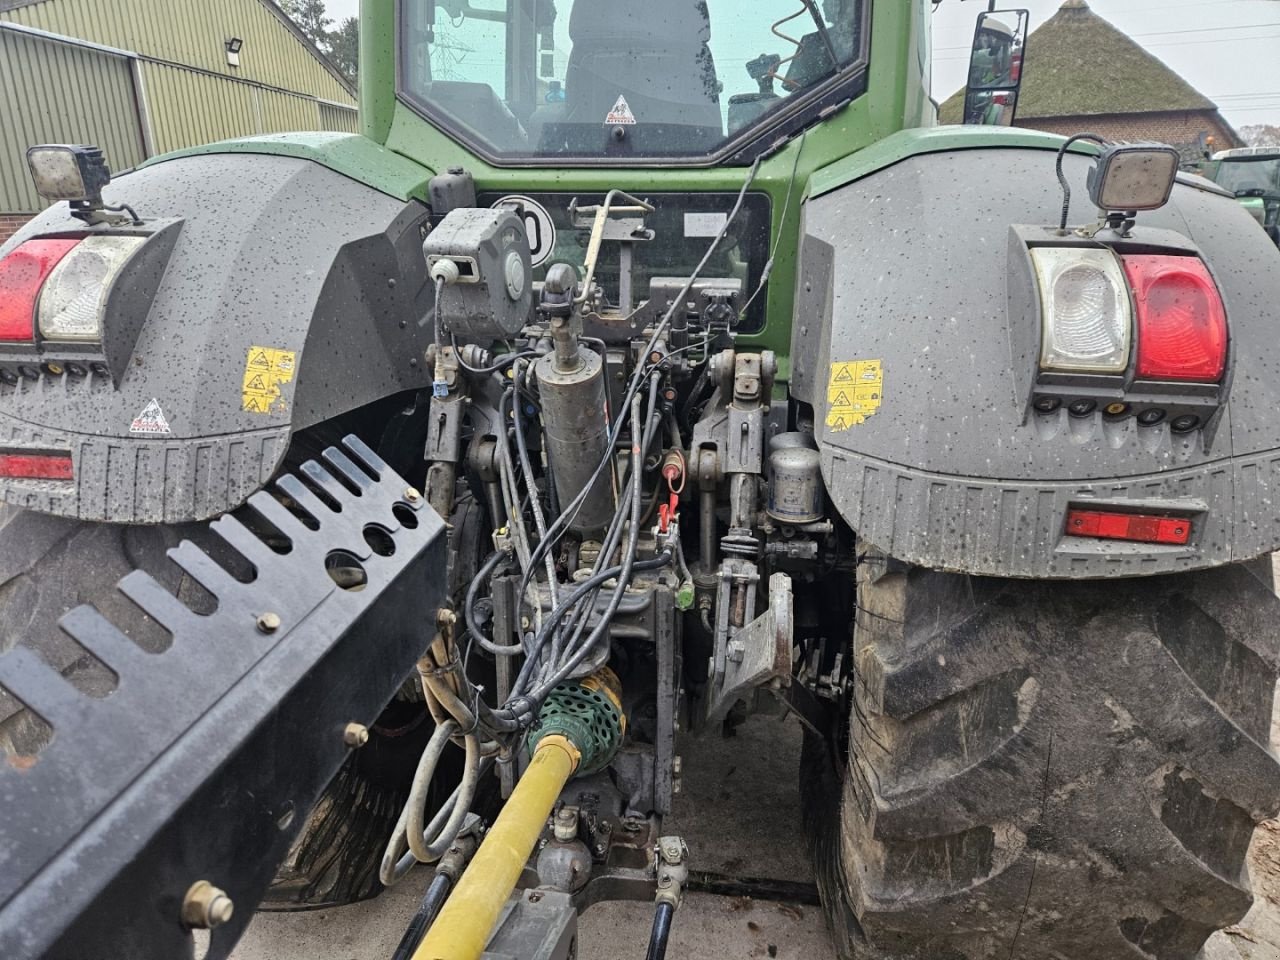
[0,0,357,240]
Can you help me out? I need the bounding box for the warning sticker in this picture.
[825,360,883,431]
[242,346,297,415]
[130,398,172,435]
[604,95,637,125]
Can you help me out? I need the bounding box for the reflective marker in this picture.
[1065,509,1191,546]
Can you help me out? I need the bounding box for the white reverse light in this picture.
[1031,247,1131,374]
[37,236,146,342]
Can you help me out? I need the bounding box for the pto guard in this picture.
[0,435,447,960]
[0,150,434,524]
[794,141,1280,579]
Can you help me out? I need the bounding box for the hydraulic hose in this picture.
[391,872,453,960]
[412,736,581,960]
[645,902,675,960]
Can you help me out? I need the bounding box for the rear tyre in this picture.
[804,547,1280,960]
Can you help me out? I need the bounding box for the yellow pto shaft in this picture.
[412,735,580,960]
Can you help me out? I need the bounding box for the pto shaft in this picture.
[412,736,580,960]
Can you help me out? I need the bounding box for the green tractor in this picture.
[3,2,1280,960]
[1195,145,1280,247]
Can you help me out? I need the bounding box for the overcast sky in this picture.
[321,0,1279,128]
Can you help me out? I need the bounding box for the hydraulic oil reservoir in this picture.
[767,433,822,523]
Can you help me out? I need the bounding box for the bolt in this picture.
[256,612,281,634]
[594,842,607,856]
[528,892,543,903]
[181,881,234,929]
[343,723,369,748]
[404,486,422,503]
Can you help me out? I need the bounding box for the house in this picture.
[940,0,1242,160]
[0,0,358,243]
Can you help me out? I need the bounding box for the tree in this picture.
[278,0,332,51]
[328,17,359,85]
[1239,124,1280,149]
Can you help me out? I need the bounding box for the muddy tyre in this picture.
[805,548,1280,960]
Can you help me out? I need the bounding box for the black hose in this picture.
[644,902,675,960]
[391,872,453,960]
[1055,132,1108,232]
[465,549,522,657]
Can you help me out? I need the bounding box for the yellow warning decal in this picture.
[826,360,883,431]
[242,346,297,415]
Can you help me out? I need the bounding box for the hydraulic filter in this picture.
[767,434,823,523]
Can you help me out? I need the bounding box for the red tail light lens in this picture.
[1066,508,1191,546]
[1122,255,1227,382]
[0,452,74,480]
[0,239,81,342]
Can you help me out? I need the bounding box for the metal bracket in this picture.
[0,436,447,960]
[481,889,578,960]
[705,573,794,725]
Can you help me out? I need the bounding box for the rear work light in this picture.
[1065,508,1191,546]
[0,239,81,342]
[1031,247,1131,373]
[1122,255,1227,382]
[0,452,74,480]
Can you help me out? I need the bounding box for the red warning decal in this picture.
[605,95,637,125]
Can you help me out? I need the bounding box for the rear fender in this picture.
[794,139,1280,578]
[0,152,435,523]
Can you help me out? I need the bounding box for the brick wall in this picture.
[1017,111,1241,161]
[0,214,33,247]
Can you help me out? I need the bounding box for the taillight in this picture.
[0,452,74,480]
[1030,247,1131,373]
[1065,508,1191,546]
[0,239,81,342]
[38,236,146,342]
[1122,255,1227,382]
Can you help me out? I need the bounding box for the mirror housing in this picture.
[963,9,1030,126]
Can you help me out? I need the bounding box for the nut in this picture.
[404,486,423,503]
[181,880,234,929]
[343,722,370,748]
[256,612,281,634]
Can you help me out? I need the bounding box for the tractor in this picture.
[2,2,1280,959]
[1194,145,1280,247]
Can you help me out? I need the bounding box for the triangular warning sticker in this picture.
[130,398,172,435]
[248,350,272,369]
[833,390,851,406]
[605,95,637,125]
[246,373,267,391]
[832,364,854,382]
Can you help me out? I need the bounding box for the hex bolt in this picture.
[404,486,423,503]
[256,612,281,634]
[181,880,234,929]
[343,723,370,748]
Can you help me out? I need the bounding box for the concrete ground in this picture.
[231,558,1280,960]
[231,712,836,960]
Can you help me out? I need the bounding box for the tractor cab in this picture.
[399,0,865,162]
[1198,146,1280,245]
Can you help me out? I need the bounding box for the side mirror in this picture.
[963,9,1029,127]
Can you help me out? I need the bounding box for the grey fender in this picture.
[792,146,1280,578]
[0,153,434,523]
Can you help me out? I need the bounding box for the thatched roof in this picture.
[939,0,1216,122]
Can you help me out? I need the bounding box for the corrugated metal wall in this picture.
[2,0,353,106]
[140,61,353,154]
[0,0,360,214]
[319,100,359,134]
[0,28,145,213]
